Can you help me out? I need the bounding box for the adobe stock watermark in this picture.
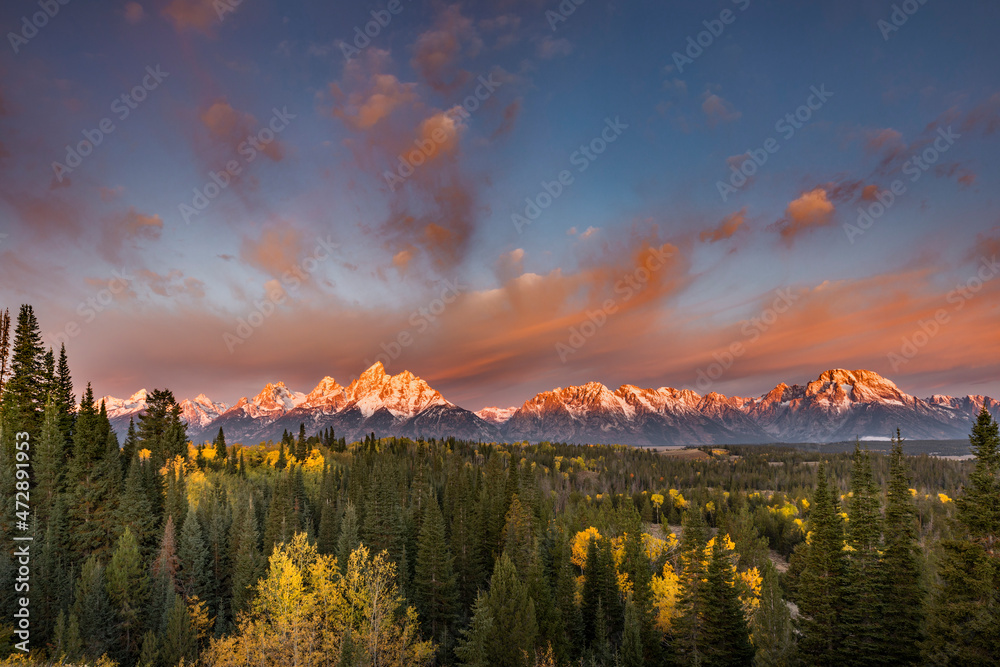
[717,84,833,202]
[46,269,135,349]
[179,107,296,224]
[843,126,959,244]
[692,288,799,392]
[546,0,587,31]
[555,245,672,363]
[223,235,338,353]
[888,255,998,371]
[670,0,751,74]
[513,116,628,234]
[383,73,502,192]
[52,65,169,183]
[7,0,71,55]
[364,278,466,369]
[215,0,246,22]
[340,0,412,60]
[878,0,932,41]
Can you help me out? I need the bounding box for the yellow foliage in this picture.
[909,488,918,496]
[705,501,716,513]
[642,533,670,563]
[571,527,601,569]
[138,448,152,461]
[651,563,681,632]
[651,493,665,508]
[938,493,952,503]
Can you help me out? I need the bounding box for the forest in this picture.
[0,303,998,666]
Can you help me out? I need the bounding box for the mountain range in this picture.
[96,365,1000,447]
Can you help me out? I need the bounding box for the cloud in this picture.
[700,208,747,243]
[199,100,285,161]
[772,188,835,243]
[331,74,419,130]
[491,99,522,140]
[239,223,309,280]
[702,92,741,126]
[865,128,904,154]
[99,207,163,264]
[580,226,599,240]
[410,5,482,94]
[138,269,206,298]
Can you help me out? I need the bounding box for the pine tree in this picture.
[229,497,264,621]
[35,397,63,525]
[842,442,886,664]
[161,592,198,667]
[881,431,924,665]
[337,501,361,574]
[795,463,847,666]
[214,427,227,465]
[751,563,794,667]
[106,527,150,663]
[54,343,75,447]
[117,456,157,558]
[1,304,46,435]
[924,409,1000,665]
[622,523,658,662]
[620,598,644,667]
[178,506,211,603]
[456,554,537,667]
[701,536,755,666]
[414,494,457,639]
[71,555,115,660]
[674,506,709,663]
[121,418,138,475]
[0,308,10,399]
[138,389,187,465]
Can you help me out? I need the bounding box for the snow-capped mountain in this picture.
[475,406,518,425]
[179,394,230,429]
[101,367,999,446]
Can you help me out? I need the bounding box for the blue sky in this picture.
[1,0,998,409]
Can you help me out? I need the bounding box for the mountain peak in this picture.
[815,368,896,388]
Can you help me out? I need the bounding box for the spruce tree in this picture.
[795,463,847,666]
[161,592,197,666]
[54,343,75,447]
[414,494,458,639]
[71,555,115,660]
[701,536,755,667]
[0,308,9,398]
[106,527,150,663]
[751,563,794,667]
[674,506,709,663]
[336,501,361,574]
[229,497,264,621]
[924,409,1000,664]
[842,443,886,664]
[1,304,46,434]
[178,507,211,603]
[620,598,644,667]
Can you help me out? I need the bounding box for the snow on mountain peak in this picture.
[476,406,518,425]
[250,382,306,413]
[345,365,448,418]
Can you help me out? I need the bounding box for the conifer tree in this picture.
[35,397,63,524]
[0,308,9,398]
[842,443,886,663]
[674,505,709,663]
[795,463,847,666]
[178,507,211,603]
[751,563,794,667]
[54,343,75,446]
[456,553,536,667]
[702,536,755,666]
[161,592,198,667]
[71,555,115,660]
[620,598,644,667]
[117,456,157,557]
[924,409,1000,665]
[106,527,150,663]
[121,418,138,475]
[1,304,46,434]
[229,497,264,620]
[414,494,457,639]
[214,427,227,465]
[337,501,361,574]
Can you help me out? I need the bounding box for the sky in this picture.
[1,0,999,410]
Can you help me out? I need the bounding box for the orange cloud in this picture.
[700,208,747,243]
[410,5,482,93]
[331,74,418,130]
[239,223,308,280]
[773,188,835,242]
[163,0,217,33]
[100,207,163,263]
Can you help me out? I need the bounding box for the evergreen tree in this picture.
[620,598,644,667]
[414,494,458,639]
[674,506,709,663]
[795,463,847,666]
[842,443,886,664]
[117,456,157,557]
[106,527,150,663]
[229,497,264,621]
[54,343,75,447]
[121,418,138,475]
[161,592,198,667]
[214,427,227,465]
[881,431,925,665]
[35,397,63,524]
[0,308,9,398]
[178,506,211,603]
[71,555,115,660]
[138,389,187,465]
[924,409,1000,665]
[337,501,361,574]
[701,536,755,666]
[456,554,537,667]
[751,563,794,667]
[1,304,46,435]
